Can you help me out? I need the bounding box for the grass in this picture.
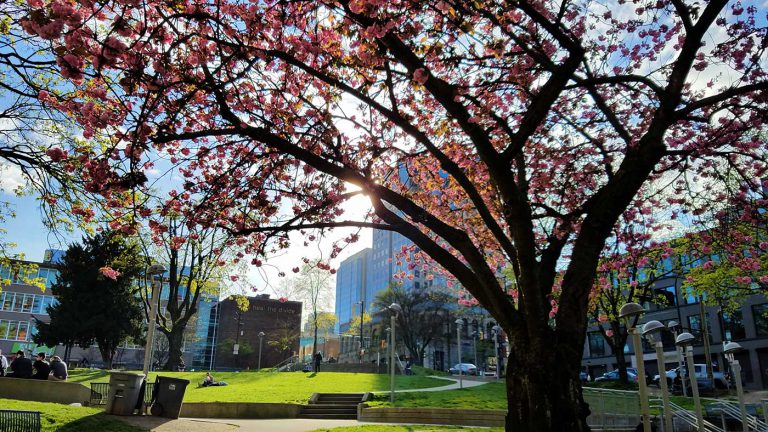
[68,369,449,404]
[366,382,507,410]
[310,426,504,432]
[0,399,144,432]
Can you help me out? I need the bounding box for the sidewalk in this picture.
[114,416,368,432]
[382,375,490,393]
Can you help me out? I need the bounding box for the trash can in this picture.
[149,376,190,419]
[105,372,145,415]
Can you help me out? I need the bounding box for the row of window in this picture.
[0,265,59,289]
[0,292,58,315]
[0,320,36,342]
[588,303,768,357]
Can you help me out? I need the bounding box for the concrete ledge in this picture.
[0,376,91,405]
[359,406,505,427]
[180,402,302,419]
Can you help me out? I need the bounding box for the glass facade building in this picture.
[335,248,371,333]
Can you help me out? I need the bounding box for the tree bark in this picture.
[164,326,186,371]
[505,348,590,431]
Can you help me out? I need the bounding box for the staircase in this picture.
[298,393,365,419]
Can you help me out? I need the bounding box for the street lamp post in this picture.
[642,320,673,432]
[667,320,687,397]
[724,341,749,432]
[676,332,705,431]
[358,300,365,363]
[258,331,265,370]
[619,302,651,432]
[142,264,167,377]
[471,331,478,368]
[455,318,464,389]
[388,303,401,404]
[492,325,502,379]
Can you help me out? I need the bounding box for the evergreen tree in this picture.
[34,232,144,368]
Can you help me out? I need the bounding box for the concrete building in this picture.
[212,295,301,370]
[582,273,768,389]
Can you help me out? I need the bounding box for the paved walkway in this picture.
[384,375,491,393]
[114,416,371,431]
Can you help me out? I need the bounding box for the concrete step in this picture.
[299,413,358,419]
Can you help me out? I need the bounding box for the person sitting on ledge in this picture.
[49,356,68,381]
[32,352,51,380]
[7,351,33,379]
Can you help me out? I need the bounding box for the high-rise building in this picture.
[335,248,371,334]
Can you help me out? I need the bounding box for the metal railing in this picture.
[271,355,303,372]
[705,401,767,432]
[583,387,641,431]
[665,400,723,432]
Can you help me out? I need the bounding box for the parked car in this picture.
[579,371,589,382]
[594,368,639,383]
[449,363,478,375]
[652,365,729,389]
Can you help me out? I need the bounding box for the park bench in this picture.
[0,410,41,432]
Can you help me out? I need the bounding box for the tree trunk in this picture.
[505,348,590,431]
[614,336,630,384]
[164,327,185,371]
[312,322,318,359]
[99,346,114,370]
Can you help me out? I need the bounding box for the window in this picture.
[688,313,712,344]
[17,322,28,341]
[753,304,768,337]
[723,310,746,341]
[0,320,7,339]
[21,294,33,313]
[588,332,606,357]
[32,295,42,314]
[655,286,677,307]
[2,292,14,311]
[7,321,18,340]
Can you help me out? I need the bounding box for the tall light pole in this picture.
[142,264,166,377]
[492,325,502,379]
[358,300,365,363]
[455,318,464,389]
[619,302,650,432]
[724,341,749,432]
[388,303,401,404]
[667,320,687,397]
[676,332,704,431]
[258,331,265,370]
[471,330,478,368]
[642,320,672,432]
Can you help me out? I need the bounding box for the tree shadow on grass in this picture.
[307,372,318,378]
[49,413,146,432]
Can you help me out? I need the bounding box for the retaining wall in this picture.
[0,376,91,405]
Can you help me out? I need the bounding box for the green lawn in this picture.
[0,399,144,432]
[366,382,506,410]
[68,369,449,404]
[310,426,504,432]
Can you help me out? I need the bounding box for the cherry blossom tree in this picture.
[20,0,768,429]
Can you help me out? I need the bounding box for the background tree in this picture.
[138,215,233,371]
[308,311,337,355]
[275,262,334,359]
[374,284,454,365]
[25,0,768,429]
[34,232,144,368]
[587,221,693,383]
